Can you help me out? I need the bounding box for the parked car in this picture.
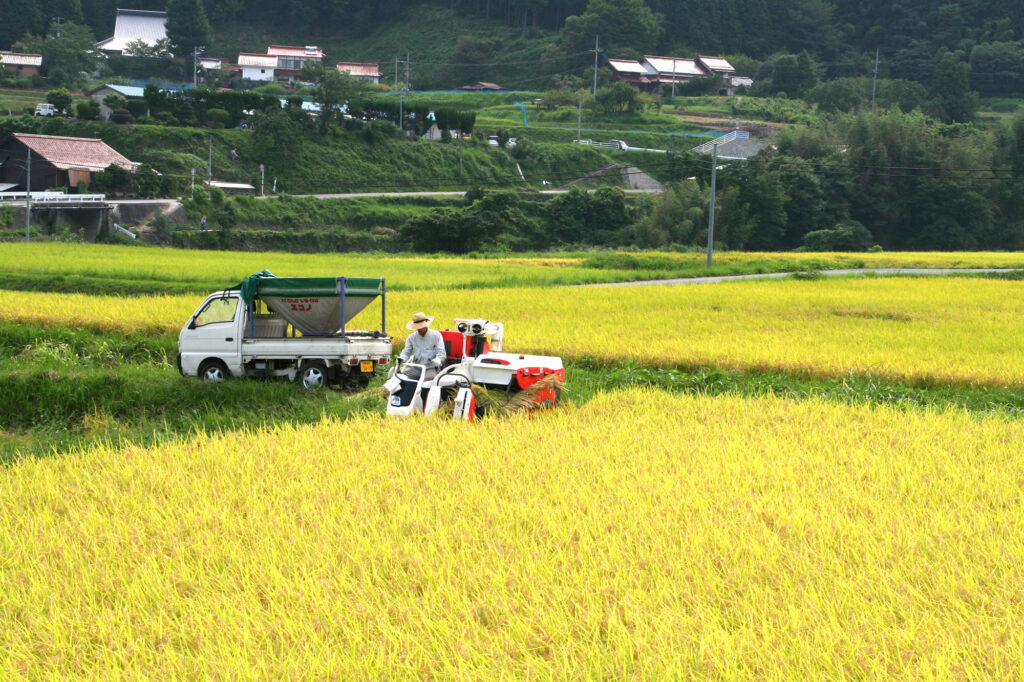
[487,135,517,148]
[34,103,58,117]
[609,139,629,150]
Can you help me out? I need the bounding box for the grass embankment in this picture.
[3,390,1023,677]
[4,318,1024,462]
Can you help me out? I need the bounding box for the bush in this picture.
[801,221,875,251]
[205,108,230,128]
[110,108,134,124]
[75,100,100,120]
[125,99,148,119]
[154,111,178,126]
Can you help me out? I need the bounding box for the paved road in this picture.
[273,189,662,199]
[583,268,1018,287]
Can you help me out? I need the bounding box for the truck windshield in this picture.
[194,296,237,326]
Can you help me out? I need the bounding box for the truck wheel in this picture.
[198,359,229,383]
[298,362,329,389]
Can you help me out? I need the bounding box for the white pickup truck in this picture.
[176,273,392,389]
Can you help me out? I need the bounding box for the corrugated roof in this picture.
[96,9,168,54]
[90,84,147,98]
[268,45,323,58]
[336,62,381,77]
[698,56,736,73]
[607,59,657,76]
[642,56,709,78]
[0,51,43,67]
[9,133,137,172]
[238,53,278,68]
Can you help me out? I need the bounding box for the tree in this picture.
[302,63,369,132]
[46,88,73,115]
[166,0,210,59]
[560,0,663,55]
[929,51,977,123]
[13,20,95,87]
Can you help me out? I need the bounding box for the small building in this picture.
[336,62,382,84]
[0,51,43,77]
[641,56,710,85]
[96,9,169,56]
[0,133,138,191]
[718,75,753,96]
[88,84,148,120]
[607,58,659,91]
[198,57,228,71]
[455,81,507,92]
[697,56,737,78]
[238,53,278,82]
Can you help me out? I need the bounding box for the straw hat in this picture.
[406,312,434,331]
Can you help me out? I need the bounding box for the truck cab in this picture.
[177,274,391,390]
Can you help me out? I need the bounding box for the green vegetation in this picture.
[3,316,1022,462]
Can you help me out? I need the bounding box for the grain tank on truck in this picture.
[177,271,392,389]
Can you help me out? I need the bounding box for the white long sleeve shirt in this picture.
[398,328,447,367]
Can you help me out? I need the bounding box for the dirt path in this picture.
[582,268,1018,287]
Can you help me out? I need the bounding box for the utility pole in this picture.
[207,138,212,182]
[592,36,600,97]
[52,16,64,38]
[24,148,31,242]
[394,56,399,89]
[577,98,582,140]
[706,143,718,268]
[671,58,677,99]
[871,48,880,110]
[193,46,201,89]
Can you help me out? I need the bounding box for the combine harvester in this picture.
[384,318,565,421]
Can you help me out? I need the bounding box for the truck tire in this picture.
[297,361,329,389]
[198,359,229,382]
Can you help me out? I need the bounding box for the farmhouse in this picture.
[237,45,324,84]
[608,54,747,95]
[607,58,659,91]
[336,62,382,84]
[96,9,169,56]
[0,133,138,191]
[0,51,43,77]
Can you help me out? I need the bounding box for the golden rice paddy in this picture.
[2,276,1021,386]
[2,390,1023,678]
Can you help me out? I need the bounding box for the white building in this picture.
[96,9,168,56]
[238,53,278,82]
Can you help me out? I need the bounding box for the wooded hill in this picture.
[4,0,1024,96]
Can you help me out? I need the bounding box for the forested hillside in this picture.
[4,0,1024,95]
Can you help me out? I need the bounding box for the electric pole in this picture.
[706,143,718,268]
[24,148,31,242]
[577,98,582,140]
[592,36,600,97]
[52,16,64,38]
[871,48,880,110]
[671,58,677,99]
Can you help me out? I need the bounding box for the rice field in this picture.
[2,276,1021,386]
[2,245,1023,676]
[2,243,1024,294]
[1,390,1022,678]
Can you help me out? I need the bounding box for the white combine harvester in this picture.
[384,318,564,420]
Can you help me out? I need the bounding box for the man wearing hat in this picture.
[398,312,447,379]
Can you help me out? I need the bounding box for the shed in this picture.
[0,133,138,191]
[0,51,43,77]
[336,62,382,84]
[238,53,278,82]
[455,81,507,91]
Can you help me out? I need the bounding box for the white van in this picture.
[34,103,58,117]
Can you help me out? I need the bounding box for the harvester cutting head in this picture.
[384,317,563,420]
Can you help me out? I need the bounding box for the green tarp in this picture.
[232,271,384,335]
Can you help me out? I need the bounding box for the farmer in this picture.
[201,215,207,230]
[398,312,446,379]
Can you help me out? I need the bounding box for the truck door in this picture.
[180,295,243,375]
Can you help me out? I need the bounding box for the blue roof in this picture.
[102,84,147,98]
